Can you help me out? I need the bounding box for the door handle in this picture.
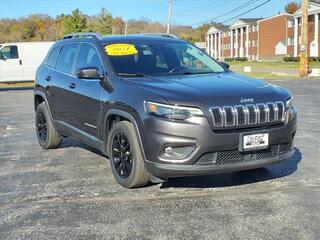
[68,82,76,89]
[45,76,51,81]
[19,59,22,65]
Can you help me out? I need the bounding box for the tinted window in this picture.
[0,46,19,59]
[46,46,60,68]
[56,44,78,74]
[106,42,225,76]
[77,44,103,74]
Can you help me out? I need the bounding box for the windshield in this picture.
[104,41,225,76]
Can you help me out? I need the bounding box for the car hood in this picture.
[122,72,291,106]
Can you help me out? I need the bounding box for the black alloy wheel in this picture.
[36,111,47,143]
[111,132,133,179]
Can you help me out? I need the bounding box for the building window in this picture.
[252,40,258,47]
[288,37,294,46]
[287,19,294,27]
[251,25,259,32]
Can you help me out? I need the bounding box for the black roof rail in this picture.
[142,33,179,39]
[62,32,103,40]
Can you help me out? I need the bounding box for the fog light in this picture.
[161,145,195,160]
[165,146,173,154]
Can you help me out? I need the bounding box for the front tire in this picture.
[107,121,149,188]
[35,102,62,149]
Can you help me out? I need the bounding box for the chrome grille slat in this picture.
[256,103,267,123]
[267,102,276,122]
[223,106,235,126]
[235,105,246,126]
[211,107,223,127]
[276,101,285,121]
[210,102,286,128]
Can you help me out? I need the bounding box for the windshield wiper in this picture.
[171,71,216,75]
[117,72,148,77]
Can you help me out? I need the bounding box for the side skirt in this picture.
[54,120,104,153]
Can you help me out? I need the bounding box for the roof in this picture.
[212,24,229,31]
[258,13,293,23]
[207,24,229,34]
[293,0,320,16]
[310,0,320,5]
[59,33,184,44]
[101,34,184,44]
[238,18,264,24]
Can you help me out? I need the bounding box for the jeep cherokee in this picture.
[34,33,297,188]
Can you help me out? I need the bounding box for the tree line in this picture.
[0,2,299,43]
[0,8,202,43]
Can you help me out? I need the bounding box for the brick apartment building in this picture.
[205,0,320,60]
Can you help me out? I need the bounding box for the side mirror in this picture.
[219,62,230,70]
[77,66,102,80]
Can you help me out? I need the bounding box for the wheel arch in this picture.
[103,109,146,160]
[34,90,54,121]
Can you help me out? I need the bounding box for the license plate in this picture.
[243,133,269,150]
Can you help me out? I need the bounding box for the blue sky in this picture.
[0,0,295,26]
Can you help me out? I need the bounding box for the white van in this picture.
[0,42,54,82]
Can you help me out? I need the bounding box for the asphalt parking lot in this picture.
[1,79,320,240]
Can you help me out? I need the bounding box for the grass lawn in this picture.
[238,71,320,80]
[228,61,320,69]
[0,81,34,89]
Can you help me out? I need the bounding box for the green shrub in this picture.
[309,57,320,62]
[224,58,234,62]
[234,57,248,62]
[283,56,299,62]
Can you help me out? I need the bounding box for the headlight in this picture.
[145,101,203,120]
[286,97,293,109]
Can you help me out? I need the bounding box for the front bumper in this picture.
[145,148,295,178]
[141,109,297,178]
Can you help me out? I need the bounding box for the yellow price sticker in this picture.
[105,43,138,56]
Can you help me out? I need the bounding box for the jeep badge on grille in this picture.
[240,97,254,103]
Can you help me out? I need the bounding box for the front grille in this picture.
[196,143,291,166]
[216,145,279,165]
[210,102,286,129]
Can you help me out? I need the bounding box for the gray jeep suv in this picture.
[34,33,297,188]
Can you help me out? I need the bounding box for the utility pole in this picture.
[125,21,128,35]
[300,0,309,77]
[167,0,172,34]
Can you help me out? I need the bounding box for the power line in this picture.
[174,0,228,16]
[210,0,260,22]
[190,0,261,26]
[147,0,161,20]
[190,0,270,26]
[221,0,271,23]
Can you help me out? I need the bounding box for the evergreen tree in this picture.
[96,8,113,35]
[62,9,87,34]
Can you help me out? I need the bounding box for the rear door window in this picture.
[55,44,79,74]
[0,45,19,59]
[46,47,60,68]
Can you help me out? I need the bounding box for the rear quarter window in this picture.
[46,46,60,68]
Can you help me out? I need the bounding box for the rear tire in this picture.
[35,102,62,149]
[107,121,149,188]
